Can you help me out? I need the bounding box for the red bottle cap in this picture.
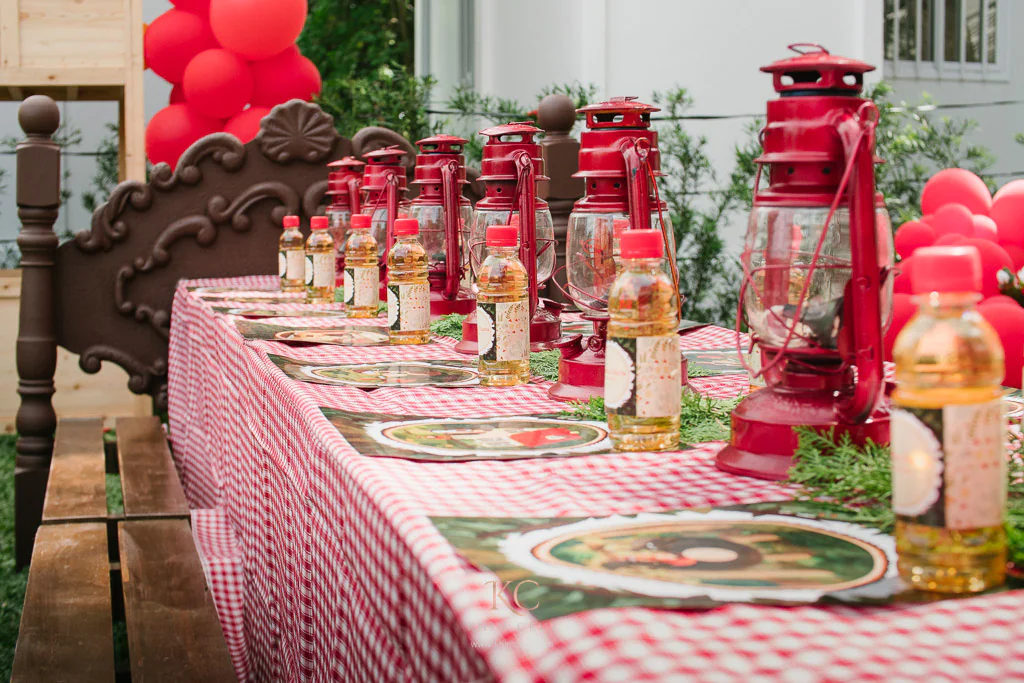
[283,215,299,229]
[351,214,371,229]
[619,229,664,259]
[486,225,519,247]
[912,246,981,294]
[311,216,328,231]
[394,218,419,236]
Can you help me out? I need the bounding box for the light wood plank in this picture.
[41,418,107,523]
[12,523,115,682]
[116,416,189,519]
[0,0,20,69]
[119,520,236,682]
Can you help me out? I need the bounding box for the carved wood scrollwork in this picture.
[257,99,340,164]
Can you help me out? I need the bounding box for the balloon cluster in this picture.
[144,0,321,168]
[887,169,1024,387]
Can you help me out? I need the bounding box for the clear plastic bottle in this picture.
[305,216,335,304]
[326,196,350,289]
[279,215,305,293]
[605,229,681,452]
[476,225,530,386]
[387,217,430,344]
[343,213,380,318]
[891,245,1007,594]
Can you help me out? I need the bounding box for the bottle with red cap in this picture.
[279,215,305,293]
[891,245,1006,593]
[476,225,529,385]
[343,214,380,317]
[387,218,430,344]
[305,216,335,304]
[604,229,681,451]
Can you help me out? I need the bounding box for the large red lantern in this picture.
[716,44,895,480]
[326,156,365,282]
[407,135,475,316]
[458,122,562,354]
[360,146,409,281]
[549,97,678,402]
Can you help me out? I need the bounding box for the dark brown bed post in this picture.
[536,94,583,305]
[14,96,62,568]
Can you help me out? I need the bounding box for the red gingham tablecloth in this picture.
[168,276,1024,682]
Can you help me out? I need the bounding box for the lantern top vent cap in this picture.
[479,122,542,139]
[762,44,875,95]
[578,97,659,130]
[415,134,468,154]
[362,145,408,162]
[327,156,365,170]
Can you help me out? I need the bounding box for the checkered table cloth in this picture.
[168,276,1024,682]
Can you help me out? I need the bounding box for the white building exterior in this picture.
[417,0,1024,247]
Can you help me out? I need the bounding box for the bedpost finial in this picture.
[19,95,60,137]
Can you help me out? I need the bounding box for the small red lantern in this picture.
[549,97,678,402]
[360,146,409,276]
[458,122,562,354]
[325,156,364,279]
[408,135,475,316]
[716,44,895,480]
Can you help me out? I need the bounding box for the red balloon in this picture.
[964,238,1013,299]
[209,0,307,61]
[250,48,322,107]
[884,293,917,361]
[145,104,221,168]
[994,179,1024,203]
[972,214,998,241]
[894,220,936,258]
[182,49,253,119]
[224,107,272,144]
[171,0,209,15]
[992,189,1024,248]
[935,234,967,246]
[169,83,186,104]
[978,301,1024,388]
[981,295,1019,309]
[929,203,975,239]
[920,168,992,217]
[893,256,914,295]
[1002,244,1024,272]
[144,9,217,84]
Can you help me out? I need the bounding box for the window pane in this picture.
[921,0,935,60]
[965,0,982,62]
[899,0,917,60]
[944,0,962,61]
[884,0,896,60]
[986,0,997,63]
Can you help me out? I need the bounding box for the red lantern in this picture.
[549,97,678,402]
[716,45,894,480]
[360,146,409,282]
[407,135,475,316]
[325,156,365,282]
[458,123,561,354]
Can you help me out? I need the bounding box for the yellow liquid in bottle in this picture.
[387,235,430,345]
[279,227,305,293]
[305,229,335,304]
[477,245,530,386]
[892,293,1006,593]
[327,206,350,288]
[343,228,379,318]
[606,257,681,452]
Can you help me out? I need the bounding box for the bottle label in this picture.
[344,266,379,307]
[477,300,529,362]
[891,399,1006,529]
[387,283,429,332]
[304,255,314,285]
[312,252,334,288]
[604,335,682,418]
[285,249,304,281]
[278,251,287,278]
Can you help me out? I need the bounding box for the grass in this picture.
[0,435,27,679]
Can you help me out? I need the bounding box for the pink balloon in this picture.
[921,168,992,216]
[209,0,307,61]
[182,48,254,119]
[978,301,1024,388]
[929,203,975,239]
[981,294,1020,308]
[935,234,967,246]
[144,9,217,84]
[894,220,936,258]
[972,214,999,241]
[1003,244,1024,272]
[964,238,1013,299]
[994,179,1024,203]
[169,83,186,104]
[884,293,916,361]
[992,190,1024,248]
[224,106,272,144]
[893,256,914,295]
[250,47,322,107]
[145,104,221,168]
[171,0,209,14]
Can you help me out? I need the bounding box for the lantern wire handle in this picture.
[735,123,872,381]
[647,162,683,321]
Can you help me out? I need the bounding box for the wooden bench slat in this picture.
[118,519,236,682]
[41,418,107,523]
[115,416,189,518]
[12,523,115,683]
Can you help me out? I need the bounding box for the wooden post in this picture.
[15,95,61,569]
[536,94,583,306]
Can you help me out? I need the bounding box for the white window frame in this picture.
[884,0,1008,82]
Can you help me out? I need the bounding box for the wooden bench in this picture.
[12,417,236,682]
